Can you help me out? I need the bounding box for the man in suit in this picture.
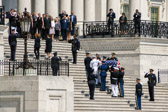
[84,52,92,80]
[44,13,51,39]
[107,9,116,37]
[59,10,68,20]
[61,16,69,40]
[37,13,43,36]
[8,9,14,33]
[69,35,80,64]
[8,29,20,61]
[135,78,143,110]
[32,12,38,39]
[70,11,77,36]
[144,69,157,101]
[133,9,141,36]
[51,52,62,76]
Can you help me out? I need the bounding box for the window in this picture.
[123,4,129,20]
[151,7,159,21]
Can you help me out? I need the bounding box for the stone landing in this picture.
[80,37,168,82]
[0,76,74,112]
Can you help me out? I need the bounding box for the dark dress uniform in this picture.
[8,33,19,61]
[69,38,80,64]
[144,73,157,101]
[88,73,97,100]
[118,71,124,97]
[45,38,52,53]
[107,12,116,37]
[34,37,41,59]
[84,56,92,79]
[51,56,61,76]
[99,64,109,91]
[136,82,143,110]
[133,12,141,36]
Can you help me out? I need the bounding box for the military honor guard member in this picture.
[99,61,109,91]
[135,78,143,110]
[110,67,119,97]
[69,35,80,64]
[118,67,125,97]
[84,52,92,80]
[144,69,157,101]
[88,69,97,100]
[51,52,62,76]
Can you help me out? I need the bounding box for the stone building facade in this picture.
[1,0,168,22]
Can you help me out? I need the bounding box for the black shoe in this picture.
[90,98,94,100]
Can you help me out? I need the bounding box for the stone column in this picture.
[0,0,2,6]
[46,0,59,17]
[18,0,31,13]
[108,0,120,19]
[95,0,107,21]
[72,0,84,22]
[60,0,71,15]
[35,0,45,14]
[85,0,95,21]
[129,0,140,20]
[166,1,168,21]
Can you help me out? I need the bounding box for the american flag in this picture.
[105,60,118,67]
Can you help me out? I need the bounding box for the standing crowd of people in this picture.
[7,8,77,41]
[107,9,141,36]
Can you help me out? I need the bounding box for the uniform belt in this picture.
[112,78,118,80]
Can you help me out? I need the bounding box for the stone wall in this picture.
[80,37,168,82]
[0,76,74,112]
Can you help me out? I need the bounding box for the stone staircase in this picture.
[2,26,168,112]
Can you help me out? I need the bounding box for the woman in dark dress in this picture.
[119,13,127,35]
[45,34,52,59]
[88,69,97,100]
[34,33,41,60]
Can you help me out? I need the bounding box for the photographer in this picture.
[107,9,116,37]
[133,9,141,36]
[144,69,157,101]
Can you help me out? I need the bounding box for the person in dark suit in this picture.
[37,13,43,36]
[69,35,80,64]
[44,13,51,39]
[8,29,20,61]
[51,52,62,76]
[61,16,69,40]
[31,12,38,39]
[41,14,46,39]
[34,33,41,60]
[59,10,68,20]
[144,69,157,101]
[8,9,14,33]
[133,9,141,36]
[135,78,143,110]
[70,11,77,36]
[118,67,125,97]
[88,69,97,100]
[107,9,116,37]
[45,34,52,59]
[119,13,127,35]
[84,52,92,80]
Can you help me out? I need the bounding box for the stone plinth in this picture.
[0,76,74,112]
[80,37,168,82]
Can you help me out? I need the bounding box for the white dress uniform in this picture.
[90,58,102,84]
